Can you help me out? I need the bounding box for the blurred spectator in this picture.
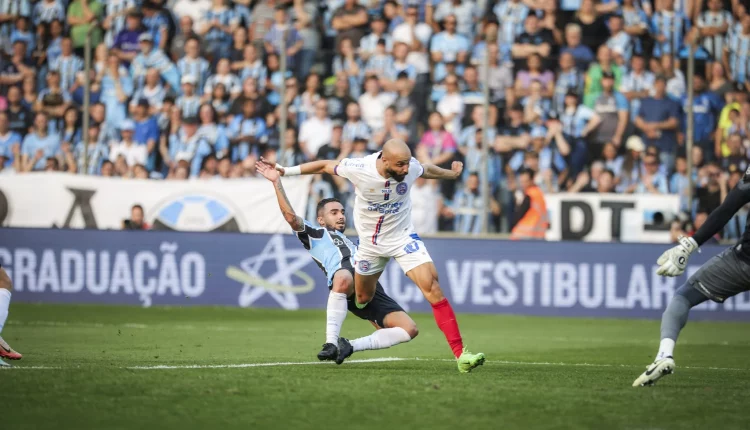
[21,112,59,171]
[332,0,369,50]
[694,211,721,244]
[696,162,727,214]
[123,204,149,230]
[635,75,680,165]
[264,5,302,70]
[109,118,147,174]
[635,153,669,194]
[0,111,21,173]
[561,24,594,72]
[584,46,623,108]
[452,172,501,234]
[299,99,332,160]
[358,75,392,133]
[417,111,456,167]
[651,0,689,58]
[411,176,440,234]
[510,168,548,240]
[67,0,103,56]
[591,71,629,148]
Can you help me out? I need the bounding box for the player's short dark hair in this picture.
[317,198,342,217]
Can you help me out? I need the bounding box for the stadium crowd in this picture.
[0,0,749,235]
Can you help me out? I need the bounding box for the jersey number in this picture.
[404,241,420,254]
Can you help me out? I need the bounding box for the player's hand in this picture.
[451,161,463,179]
[255,158,280,182]
[259,156,285,176]
[656,236,699,277]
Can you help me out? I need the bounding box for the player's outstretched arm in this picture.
[421,161,463,180]
[256,159,304,231]
[656,182,750,277]
[692,183,750,246]
[262,156,338,177]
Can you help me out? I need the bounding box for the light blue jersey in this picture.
[295,219,357,287]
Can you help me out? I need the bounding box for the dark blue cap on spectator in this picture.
[602,71,615,79]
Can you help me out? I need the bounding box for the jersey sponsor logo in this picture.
[367,201,403,214]
[396,183,408,195]
[358,260,371,272]
[343,160,365,169]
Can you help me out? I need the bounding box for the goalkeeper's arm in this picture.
[692,183,750,246]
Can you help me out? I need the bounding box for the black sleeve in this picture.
[513,195,531,228]
[294,220,326,250]
[692,183,750,246]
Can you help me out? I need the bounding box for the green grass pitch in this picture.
[2,304,750,430]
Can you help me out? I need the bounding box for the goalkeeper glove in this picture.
[656,236,700,277]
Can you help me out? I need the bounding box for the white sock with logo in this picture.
[656,338,675,361]
[0,289,11,335]
[351,327,412,352]
[325,292,348,344]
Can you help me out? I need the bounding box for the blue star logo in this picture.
[225,235,315,310]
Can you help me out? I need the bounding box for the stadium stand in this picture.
[0,0,748,236]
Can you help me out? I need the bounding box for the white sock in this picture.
[0,289,10,335]
[325,291,348,344]
[656,338,675,360]
[351,327,412,352]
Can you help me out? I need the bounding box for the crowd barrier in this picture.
[1,228,748,321]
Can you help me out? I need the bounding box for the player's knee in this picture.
[357,289,375,303]
[0,269,11,291]
[423,278,444,303]
[331,271,354,295]
[405,323,419,339]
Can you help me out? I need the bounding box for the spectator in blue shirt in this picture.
[0,111,22,171]
[635,75,680,164]
[681,74,723,157]
[111,9,144,66]
[131,99,160,171]
[635,152,670,194]
[561,23,595,72]
[21,112,60,171]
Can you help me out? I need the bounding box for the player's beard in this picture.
[387,168,406,182]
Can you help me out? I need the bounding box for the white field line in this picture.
[2,357,749,372]
[6,320,267,332]
[127,357,406,370]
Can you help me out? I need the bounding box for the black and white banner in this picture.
[545,193,680,243]
[0,173,311,233]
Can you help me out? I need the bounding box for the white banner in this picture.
[544,193,680,243]
[0,173,312,233]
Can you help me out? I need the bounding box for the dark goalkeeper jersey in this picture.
[693,168,750,263]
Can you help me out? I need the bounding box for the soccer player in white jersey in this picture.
[0,266,21,367]
[268,139,485,373]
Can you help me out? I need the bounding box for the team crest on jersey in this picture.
[358,260,371,272]
[396,183,408,195]
[332,237,344,247]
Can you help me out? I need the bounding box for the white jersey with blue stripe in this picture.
[335,152,423,247]
[294,219,357,285]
